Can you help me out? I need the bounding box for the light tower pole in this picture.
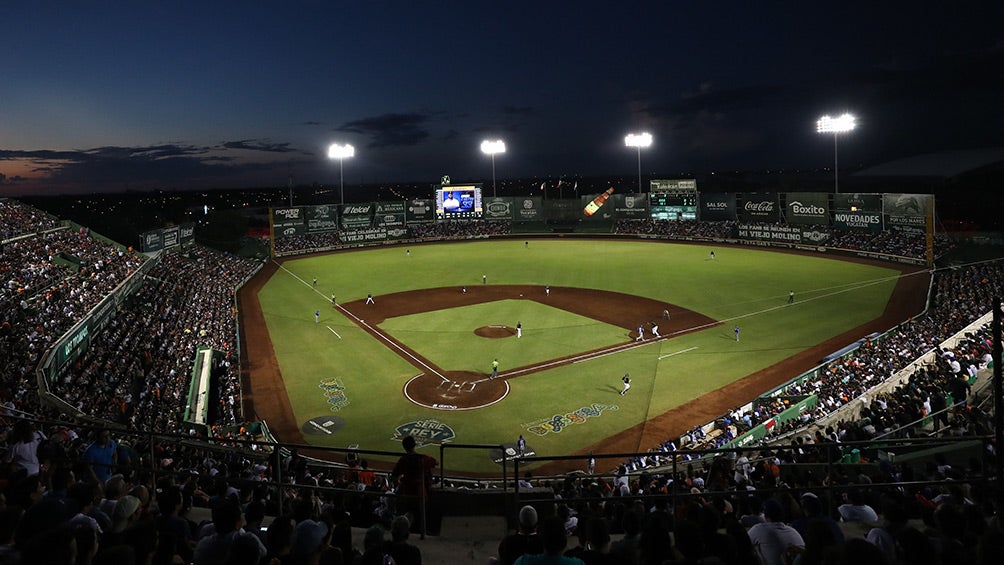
[624,132,652,193]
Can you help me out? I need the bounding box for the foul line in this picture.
[658,346,698,360]
[340,309,448,381]
[326,326,341,339]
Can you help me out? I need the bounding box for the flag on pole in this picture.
[556,178,563,189]
[539,181,546,191]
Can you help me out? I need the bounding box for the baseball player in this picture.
[651,322,660,338]
[587,451,596,474]
[331,294,336,307]
[365,293,375,305]
[491,358,499,379]
[516,321,522,339]
[314,309,320,324]
[483,274,487,285]
[788,290,794,304]
[710,250,716,260]
[734,325,740,342]
[313,277,317,287]
[620,373,631,395]
[545,286,550,297]
[517,435,526,457]
[635,325,645,341]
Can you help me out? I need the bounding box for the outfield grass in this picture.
[256,239,901,473]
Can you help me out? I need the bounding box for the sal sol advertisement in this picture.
[699,193,736,221]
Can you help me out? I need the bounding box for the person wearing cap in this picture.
[496,505,544,565]
[292,518,331,561]
[746,498,804,565]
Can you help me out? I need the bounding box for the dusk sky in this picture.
[2,2,1003,196]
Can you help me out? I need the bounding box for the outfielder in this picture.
[516,321,522,339]
[620,373,631,395]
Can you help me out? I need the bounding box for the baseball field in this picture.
[240,239,927,475]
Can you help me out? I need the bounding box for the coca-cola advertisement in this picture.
[738,193,779,222]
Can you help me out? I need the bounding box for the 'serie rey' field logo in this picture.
[526,403,618,436]
[319,378,350,412]
[393,419,456,448]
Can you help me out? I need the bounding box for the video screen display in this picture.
[435,185,482,218]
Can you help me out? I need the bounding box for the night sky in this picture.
[2,1,1003,196]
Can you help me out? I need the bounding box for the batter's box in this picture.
[436,380,454,390]
[461,382,476,392]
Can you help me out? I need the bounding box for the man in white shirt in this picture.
[747,499,804,565]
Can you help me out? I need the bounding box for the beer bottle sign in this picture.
[584,188,614,216]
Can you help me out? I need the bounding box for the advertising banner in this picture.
[512,197,543,221]
[483,197,514,220]
[833,193,881,212]
[698,193,736,221]
[272,207,304,227]
[650,179,697,191]
[340,227,388,243]
[612,193,650,217]
[832,210,883,231]
[734,223,830,244]
[883,193,931,231]
[374,202,406,228]
[179,223,195,245]
[305,205,339,233]
[783,193,829,225]
[141,230,164,252]
[738,193,779,222]
[275,223,307,237]
[405,199,435,224]
[162,226,179,248]
[340,203,373,229]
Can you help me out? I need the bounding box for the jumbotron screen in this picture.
[435,185,482,219]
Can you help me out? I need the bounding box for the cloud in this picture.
[220,139,301,153]
[335,112,430,148]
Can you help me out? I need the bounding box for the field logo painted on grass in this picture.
[393,419,456,448]
[526,403,618,436]
[319,378,350,412]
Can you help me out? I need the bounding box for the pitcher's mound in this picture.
[474,325,516,338]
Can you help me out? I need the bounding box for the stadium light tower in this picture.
[480,139,506,198]
[816,113,855,194]
[624,132,652,193]
[327,143,355,206]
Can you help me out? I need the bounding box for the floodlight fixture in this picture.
[480,139,506,197]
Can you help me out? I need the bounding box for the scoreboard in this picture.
[650,192,697,220]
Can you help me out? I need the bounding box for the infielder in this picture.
[314,310,320,324]
[620,374,631,395]
[365,293,375,305]
[651,322,660,337]
[517,435,526,457]
[734,325,740,342]
[516,321,522,339]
